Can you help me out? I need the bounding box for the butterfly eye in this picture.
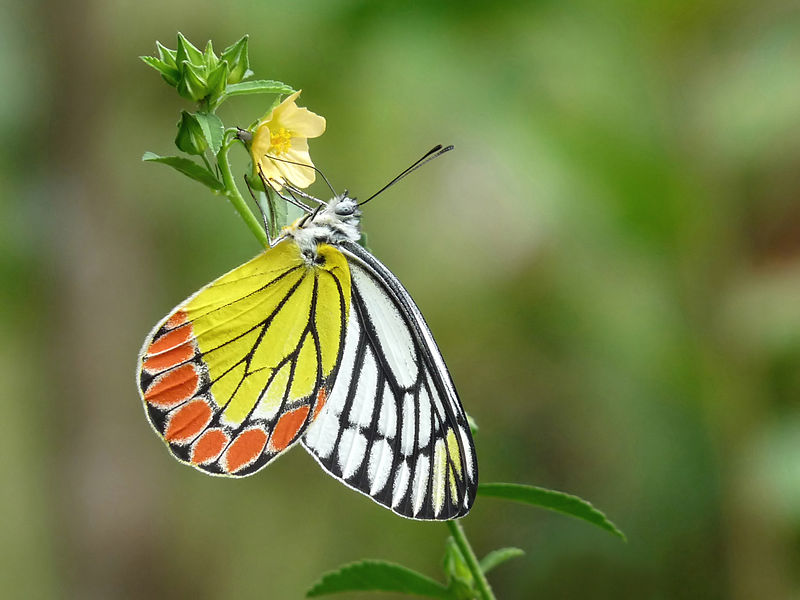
[335,204,354,216]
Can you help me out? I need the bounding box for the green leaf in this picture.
[175,32,203,68]
[306,560,453,599]
[477,483,626,541]
[442,538,475,599]
[358,231,371,252]
[223,80,295,98]
[194,112,224,155]
[142,152,223,191]
[220,34,251,84]
[140,56,179,87]
[479,548,525,574]
[257,189,288,240]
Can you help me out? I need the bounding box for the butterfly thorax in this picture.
[283,193,361,261]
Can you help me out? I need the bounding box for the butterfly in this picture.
[137,145,477,520]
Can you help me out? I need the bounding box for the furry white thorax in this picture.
[283,194,362,259]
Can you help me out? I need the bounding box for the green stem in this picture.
[446,520,496,600]
[217,141,269,248]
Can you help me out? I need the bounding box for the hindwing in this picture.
[303,241,478,519]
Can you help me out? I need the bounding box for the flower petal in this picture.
[273,146,315,188]
[250,123,273,167]
[271,90,326,138]
[279,107,326,138]
[260,90,301,123]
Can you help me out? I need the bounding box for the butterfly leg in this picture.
[244,174,276,246]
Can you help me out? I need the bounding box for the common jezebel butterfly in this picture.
[137,146,477,520]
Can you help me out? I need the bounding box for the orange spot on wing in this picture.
[164,399,212,443]
[224,428,268,473]
[143,343,194,372]
[167,311,188,328]
[269,405,311,452]
[149,323,193,355]
[191,428,229,464]
[312,388,327,420]
[144,364,199,408]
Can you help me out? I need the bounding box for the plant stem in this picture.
[446,520,496,600]
[217,141,269,248]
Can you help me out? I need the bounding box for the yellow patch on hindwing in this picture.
[446,428,463,501]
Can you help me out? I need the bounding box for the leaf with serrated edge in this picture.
[479,548,525,574]
[306,560,453,599]
[224,80,295,97]
[142,152,223,191]
[477,483,626,541]
[193,113,224,155]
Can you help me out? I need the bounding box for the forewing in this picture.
[303,242,477,519]
[138,239,351,476]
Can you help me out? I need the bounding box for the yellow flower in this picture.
[250,90,326,189]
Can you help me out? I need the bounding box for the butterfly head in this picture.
[284,192,361,260]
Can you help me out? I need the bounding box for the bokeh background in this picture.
[3,0,800,598]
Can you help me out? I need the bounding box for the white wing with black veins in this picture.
[303,241,477,520]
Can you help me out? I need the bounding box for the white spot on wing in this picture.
[326,305,360,417]
[431,438,447,516]
[417,387,432,449]
[392,461,411,508]
[337,427,367,479]
[400,393,415,456]
[351,265,417,388]
[368,438,393,496]
[349,348,377,428]
[426,371,447,422]
[411,454,431,516]
[304,407,340,459]
[377,383,397,438]
[459,425,474,480]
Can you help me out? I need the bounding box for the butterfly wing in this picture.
[137,239,351,476]
[303,241,478,520]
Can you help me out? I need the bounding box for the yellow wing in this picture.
[137,239,351,476]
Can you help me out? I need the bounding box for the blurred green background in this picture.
[3,0,800,598]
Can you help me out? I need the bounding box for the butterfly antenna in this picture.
[358,144,454,206]
[263,153,337,197]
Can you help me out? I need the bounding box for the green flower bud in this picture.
[220,35,251,84]
[156,41,177,69]
[206,60,229,103]
[175,32,204,68]
[175,111,208,155]
[203,40,218,71]
[177,61,208,102]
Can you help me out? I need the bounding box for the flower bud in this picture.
[220,35,251,84]
[175,111,208,155]
[177,61,208,102]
